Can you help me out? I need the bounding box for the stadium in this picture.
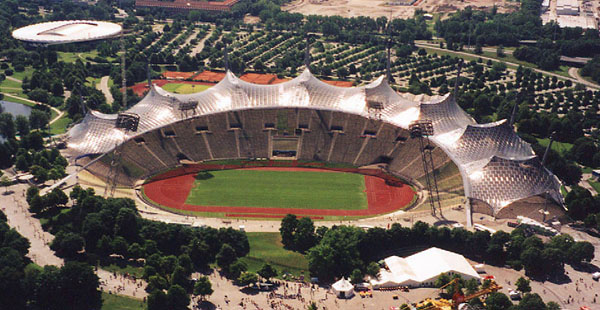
[65,69,565,222]
[11,20,122,45]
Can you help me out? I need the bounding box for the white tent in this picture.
[370,247,481,289]
[332,277,354,298]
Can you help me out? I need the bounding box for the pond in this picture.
[0,100,32,117]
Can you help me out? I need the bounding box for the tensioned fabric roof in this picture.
[12,20,122,44]
[66,69,563,215]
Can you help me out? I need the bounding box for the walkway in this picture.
[97,76,114,105]
[191,24,214,56]
[1,182,147,299]
[1,92,64,125]
[414,43,600,90]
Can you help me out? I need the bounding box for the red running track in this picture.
[142,166,416,217]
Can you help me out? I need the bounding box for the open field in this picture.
[161,83,212,94]
[239,232,309,278]
[102,292,146,310]
[283,0,518,19]
[186,169,367,210]
[537,138,573,156]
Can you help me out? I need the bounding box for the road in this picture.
[415,43,600,90]
[97,76,114,105]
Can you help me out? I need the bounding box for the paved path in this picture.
[568,67,591,86]
[97,76,114,105]
[191,25,214,56]
[415,43,600,90]
[1,181,147,299]
[5,76,22,83]
[579,173,598,196]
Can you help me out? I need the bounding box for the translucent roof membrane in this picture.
[66,69,563,213]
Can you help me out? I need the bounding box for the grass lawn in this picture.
[49,114,72,135]
[58,51,102,63]
[102,292,146,310]
[588,180,600,194]
[185,170,367,209]
[536,138,573,156]
[162,83,212,94]
[238,232,309,278]
[561,185,568,197]
[102,263,144,278]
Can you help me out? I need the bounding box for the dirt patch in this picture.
[282,0,519,19]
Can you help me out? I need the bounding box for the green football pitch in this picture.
[185,169,367,210]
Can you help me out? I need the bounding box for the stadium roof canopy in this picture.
[12,20,121,44]
[66,69,563,217]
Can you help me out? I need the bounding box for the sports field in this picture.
[161,83,212,94]
[186,169,367,210]
[142,165,416,219]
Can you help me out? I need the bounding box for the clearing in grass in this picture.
[101,292,146,310]
[185,169,367,209]
[239,232,308,278]
[162,83,212,94]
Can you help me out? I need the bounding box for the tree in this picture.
[567,241,595,264]
[15,115,29,136]
[51,232,85,259]
[366,262,380,278]
[280,214,298,249]
[258,263,277,281]
[485,292,512,310]
[29,110,49,130]
[148,289,168,310]
[237,271,259,286]
[0,176,10,194]
[53,262,101,310]
[350,268,363,284]
[167,284,189,310]
[170,266,190,290]
[546,301,560,310]
[27,88,50,104]
[216,243,236,271]
[228,260,247,279]
[515,277,531,293]
[517,293,546,310]
[294,217,316,253]
[193,276,213,301]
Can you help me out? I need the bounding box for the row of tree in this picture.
[27,185,249,309]
[279,217,594,281]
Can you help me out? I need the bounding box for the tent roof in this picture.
[332,277,353,292]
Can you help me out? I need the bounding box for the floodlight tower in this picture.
[104,112,140,197]
[409,120,442,216]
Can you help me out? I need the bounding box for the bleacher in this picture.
[95,107,451,189]
[202,112,238,159]
[170,119,212,162]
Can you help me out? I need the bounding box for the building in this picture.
[370,248,480,289]
[135,0,239,12]
[12,20,121,45]
[556,0,580,16]
[66,69,565,221]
